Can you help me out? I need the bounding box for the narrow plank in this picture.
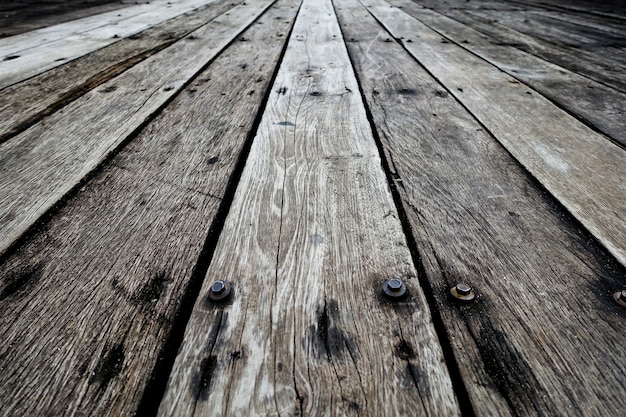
[0,0,218,89]
[388,0,626,147]
[0,0,141,37]
[361,0,626,268]
[0,0,275,257]
[158,0,459,415]
[0,0,186,57]
[414,0,626,93]
[0,0,241,143]
[0,2,297,415]
[336,1,626,415]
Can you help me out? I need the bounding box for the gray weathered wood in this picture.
[389,0,626,147]
[362,0,626,268]
[336,1,626,415]
[413,0,626,93]
[0,0,275,257]
[0,0,217,89]
[0,0,242,143]
[158,0,459,415]
[0,3,296,415]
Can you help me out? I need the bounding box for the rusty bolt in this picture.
[612,290,626,308]
[208,280,231,302]
[450,282,475,303]
[382,278,407,300]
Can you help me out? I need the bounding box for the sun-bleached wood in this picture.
[362,0,626,268]
[158,0,459,415]
[0,3,295,414]
[389,0,626,148]
[0,0,218,89]
[0,0,240,143]
[336,1,626,415]
[0,0,275,257]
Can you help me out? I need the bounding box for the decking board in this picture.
[0,2,295,414]
[0,0,274,258]
[337,0,626,415]
[158,0,459,415]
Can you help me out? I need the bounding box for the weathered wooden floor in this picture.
[0,0,625,416]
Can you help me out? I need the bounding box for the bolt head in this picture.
[621,290,626,301]
[209,280,231,302]
[450,282,475,303]
[382,278,407,300]
[612,290,626,308]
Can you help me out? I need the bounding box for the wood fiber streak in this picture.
[338,0,626,415]
[414,0,626,93]
[158,0,459,415]
[0,0,275,257]
[390,0,626,147]
[0,3,293,415]
[362,0,626,268]
[0,0,242,143]
[0,0,218,89]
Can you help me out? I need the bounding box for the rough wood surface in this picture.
[0,2,294,414]
[337,1,626,415]
[0,1,152,37]
[0,0,218,89]
[413,0,626,93]
[0,0,274,257]
[0,0,241,143]
[158,0,459,415]
[362,0,626,268]
[389,0,626,147]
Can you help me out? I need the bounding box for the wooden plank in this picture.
[0,0,241,143]
[0,0,218,89]
[158,0,459,415]
[335,1,626,415]
[0,0,275,257]
[361,0,626,268]
[0,2,297,415]
[388,0,626,147]
[413,0,626,93]
[0,0,187,57]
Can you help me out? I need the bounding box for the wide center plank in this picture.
[157,0,459,415]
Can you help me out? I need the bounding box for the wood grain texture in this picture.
[0,0,275,257]
[388,0,626,147]
[158,0,459,415]
[336,1,626,415]
[413,0,626,93]
[0,0,242,143]
[362,0,626,268]
[0,3,294,414]
[0,0,218,89]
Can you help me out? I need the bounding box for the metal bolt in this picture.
[208,280,231,302]
[382,278,407,300]
[450,282,475,303]
[612,290,626,308]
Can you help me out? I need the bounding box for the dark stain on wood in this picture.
[90,342,125,393]
[132,271,170,305]
[207,156,220,165]
[395,339,416,360]
[194,355,218,401]
[434,89,449,98]
[0,262,45,301]
[312,298,356,362]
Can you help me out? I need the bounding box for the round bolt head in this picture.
[450,282,475,303]
[382,279,407,300]
[209,280,231,302]
[612,290,626,308]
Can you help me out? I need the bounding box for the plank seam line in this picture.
[335,1,476,416]
[409,1,626,150]
[364,3,626,284]
[0,1,273,263]
[0,0,246,146]
[130,1,304,415]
